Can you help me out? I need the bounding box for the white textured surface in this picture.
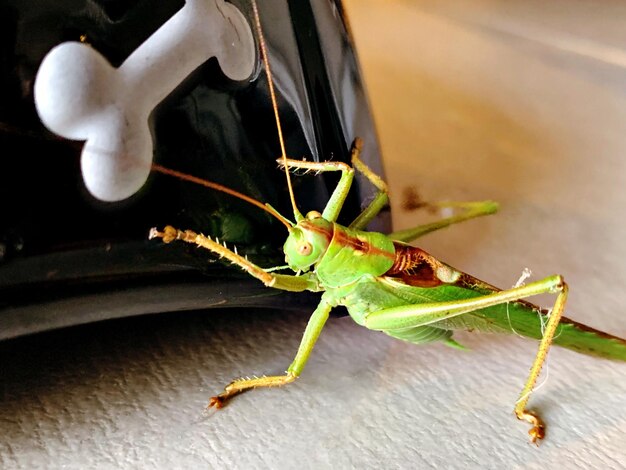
[3,0,626,468]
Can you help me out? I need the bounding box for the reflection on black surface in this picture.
[0,0,388,338]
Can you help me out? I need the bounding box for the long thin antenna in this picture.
[251,0,303,222]
[151,163,292,229]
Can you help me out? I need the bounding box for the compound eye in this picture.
[297,242,313,256]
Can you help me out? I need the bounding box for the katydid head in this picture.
[283,211,332,272]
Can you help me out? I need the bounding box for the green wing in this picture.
[387,274,626,361]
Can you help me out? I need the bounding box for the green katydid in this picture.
[149,0,626,444]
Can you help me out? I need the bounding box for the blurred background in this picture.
[2,1,626,467]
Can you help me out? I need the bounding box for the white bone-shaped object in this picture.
[34,0,255,201]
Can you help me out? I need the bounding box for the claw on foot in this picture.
[529,424,546,444]
[206,373,297,411]
[208,395,226,410]
[149,225,178,243]
[517,410,545,444]
[207,387,242,410]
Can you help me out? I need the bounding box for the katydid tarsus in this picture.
[150,0,626,444]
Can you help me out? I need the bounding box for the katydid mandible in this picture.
[150,0,626,444]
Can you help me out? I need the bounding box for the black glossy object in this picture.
[0,0,389,339]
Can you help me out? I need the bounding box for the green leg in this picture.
[348,138,391,230]
[151,225,331,406]
[364,275,568,443]
[281,137,388,225]
[209,298,333,408]
[343,138,497,235]
[279,152,355,223]
[389,200,499,242]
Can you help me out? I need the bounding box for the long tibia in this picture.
[149,225,273,285]
[515,281,568,443]
[208,299,332,408]
[365,274,568,443]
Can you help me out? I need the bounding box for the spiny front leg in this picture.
[279,138,387,227]
[150,225,274,284]
[149,225,319,292]
[278,156,354,223]
[209,298,332,409]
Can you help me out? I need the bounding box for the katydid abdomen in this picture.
[325,240,626,360]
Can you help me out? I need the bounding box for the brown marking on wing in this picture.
[385,242,445,287]
[332,227,395,260]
